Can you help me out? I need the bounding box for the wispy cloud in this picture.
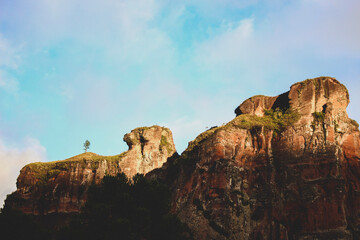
[0,0,358,160]
[190,0,360,91]
[0,137,46,207]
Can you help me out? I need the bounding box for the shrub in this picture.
[312,111,325,123]
[350,119,359,128]
[159,135,173,154]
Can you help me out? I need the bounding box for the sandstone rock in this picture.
[5,77,360,239]
[152,77,359,240]
[235,95,278,117]
[5,125,175,218]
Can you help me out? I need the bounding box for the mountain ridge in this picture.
[4,77,360,239]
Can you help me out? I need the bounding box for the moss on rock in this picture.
[183,109,300,157]
[160,135,173,154]
[25,152,127,185]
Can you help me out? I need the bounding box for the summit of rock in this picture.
[235,77,349,119]
[152,77,360,239]
[5,125,176,218]
[4,77,360,239]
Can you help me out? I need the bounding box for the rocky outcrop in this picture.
[5,77,360,239]
[234,95,278,117]
[151,77,360,239]
[5,126,175,217]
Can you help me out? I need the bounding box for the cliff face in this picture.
[152,77,360,239]
[5,126,175,216]
[5,77,360,239]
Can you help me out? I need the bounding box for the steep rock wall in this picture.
[5,126,176,217]
[152,77,359,240]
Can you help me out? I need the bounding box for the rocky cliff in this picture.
[150,77,360,239]
[5,125,175,216]
[5,77,360,239]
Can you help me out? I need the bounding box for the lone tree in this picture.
[83,140,90,152]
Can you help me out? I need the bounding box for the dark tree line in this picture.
[0,173,191,240]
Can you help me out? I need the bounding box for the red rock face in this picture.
[235,95,278,117]
[5,77,360,238]
[153,77,359,239]
[5,126,176,219]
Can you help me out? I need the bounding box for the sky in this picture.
[0,0,360,205]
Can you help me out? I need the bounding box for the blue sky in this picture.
[0,0,360,204]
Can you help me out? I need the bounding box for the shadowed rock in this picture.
[153,77,359,240]
[5,77,360,239]
[5,125,176,219]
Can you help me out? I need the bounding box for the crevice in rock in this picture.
[272,91,290,112]
[140,135,147,156]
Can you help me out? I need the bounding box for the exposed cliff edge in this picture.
[5,125,175,217]
[150,77,360,239]
[4,77,360,239]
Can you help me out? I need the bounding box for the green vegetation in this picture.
[83,140,90,152]
[185,126,220,154]
[36,169,61,186]
[350,119,359,128]
[231,108,300,133]
[126,126,171,146]
[159,135,173,154]
[184,108,300,156]
[312,111,325,122]
[334,120,339,132]
[311,111,325,131]
[26,152,126,185]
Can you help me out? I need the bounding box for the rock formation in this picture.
[150,77,360,239]
[5,125,175,217]
[4,77,360,239]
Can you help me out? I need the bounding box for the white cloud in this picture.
[0,137,46,208]
[194,18,254,70]
[190,0,360,91]
[5,0,164,46]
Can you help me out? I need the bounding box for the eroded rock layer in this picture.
[151,77,360,239]
[5,126,175,216]
[5,77,360,239]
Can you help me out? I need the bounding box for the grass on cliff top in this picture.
[228,108,300,133]
[126,125,172,146]
[130,125,171,134]
[26,152,127,183]
[184,109,300,155]
[185,126,220,154]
